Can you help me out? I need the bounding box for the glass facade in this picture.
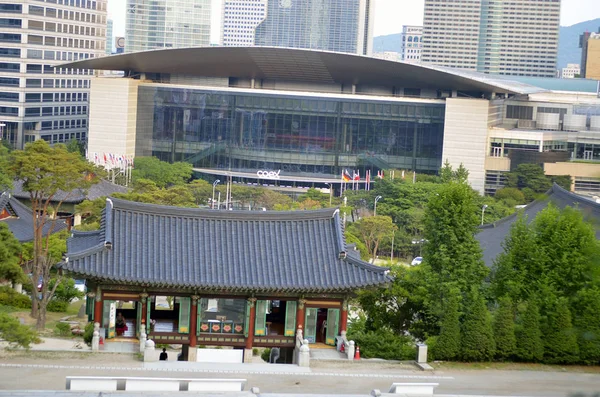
[254,0,364,54]
[136,86,446,177]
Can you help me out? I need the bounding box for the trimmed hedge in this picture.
[348,328,416,361]
[0,286,32,309]
[47,300,69,313]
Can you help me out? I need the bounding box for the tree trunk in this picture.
[30,271,39,319]
[36,302,46,331]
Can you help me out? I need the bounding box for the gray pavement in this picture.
[0,354,599,396]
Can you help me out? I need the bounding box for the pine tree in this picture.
[434,289,461,360]
[572,288,600,364]
[516,298,544,362]
[461,288,496,361]
[543,298,579,364]
[493,296,516,361]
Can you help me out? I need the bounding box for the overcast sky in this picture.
[108,0,600,43]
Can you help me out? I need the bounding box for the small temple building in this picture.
[61,197,390,362]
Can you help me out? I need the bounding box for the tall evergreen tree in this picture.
[543,298,579,364]
[461,288,496,361]
[516,298,544,362]
[434,288,461,360]
[493,296,516,361]
[572,288,600,364]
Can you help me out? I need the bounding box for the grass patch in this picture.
[432,361,600,374]
[0,305,19,314]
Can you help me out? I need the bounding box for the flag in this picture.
[353,170,360,181]
[342,169,351,182]
[366,170,371,191]
[103,153,107,163]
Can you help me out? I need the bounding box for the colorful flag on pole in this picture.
[342,169,352,182]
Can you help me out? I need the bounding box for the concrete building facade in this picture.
[253,0,374,55]
[582,33,600,80]
[561,63,580,79]
[125,0,211,53]
[0,0,108,148]
[422,0,561,78]
[221,0,268,47]
[105,18,112,55]
[399,25,422,63]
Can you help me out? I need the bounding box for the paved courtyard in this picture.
[0,352,599,396]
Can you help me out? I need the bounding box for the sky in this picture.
[108,0,600,43]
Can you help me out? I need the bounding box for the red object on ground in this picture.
[99,336,104,345]
[340,342,345,353]
[354,346,360,360]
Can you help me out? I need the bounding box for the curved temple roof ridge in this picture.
[62,197,390,293]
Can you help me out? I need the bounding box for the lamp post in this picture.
[481,204,488,226]
[325,183,333,206]
[0,123,5,141]
[374,195,382,216]
[212,179,220,209]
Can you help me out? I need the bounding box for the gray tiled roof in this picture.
[62,198,390,292]
[11,179,128,204]
[477,184,600,268]
[0,191,68,242]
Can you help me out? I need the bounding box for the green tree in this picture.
[494,188,525,206]
[439,161,469,184]
[434,288,461,360]
[187,179,213,206]
[572,288,600,364]
[132,157,192,188]
[75,197,106,229]
[65,138,85,158]
[298,188,331,207]
[515,298,544,362]
[49,277,84,303]
[0,223,25,284]
[7,140,99,329]
[505,163,551,194]
[461,287,496,361]
[0,144,11,190]
[493,296,516,361]
[0,313,40,349]
[543,298,579,364]
[348,215,397,263]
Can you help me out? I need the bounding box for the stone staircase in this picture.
[309,347,347,361]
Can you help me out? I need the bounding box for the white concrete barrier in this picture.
[66,377,118,391]
[188,379,246,392]
[388,383,438,396]
[196,348,243,363]
[125,378,180,392]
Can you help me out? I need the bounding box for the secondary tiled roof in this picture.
[477,184,600,268]
[62,198,390,292]
[11,179,128,204]
[0,192,68,242]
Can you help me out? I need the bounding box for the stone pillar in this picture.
[91,322,100,352]
[347,340,355,361]
[296,298,306,331]
[143,339,157,362]
[139,324,147,353]
[74,213,82,226]
[244,298,257,363]
[340,299,348,333]
[13,283,22,293]
[298,339,310,367]
[190,296,198,348]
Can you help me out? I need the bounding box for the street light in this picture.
[325,183,333,206]
[374,195,382,216]
[481,204,488,226]
[212,179,220,209]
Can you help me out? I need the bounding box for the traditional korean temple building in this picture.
[61,198,389,361]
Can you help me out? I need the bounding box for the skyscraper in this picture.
[222,0,268,47]
[422,0,561,78]
[125,0,211,53]
[251,0,373,56]
[106,18,113,55]
[0,0,108,149]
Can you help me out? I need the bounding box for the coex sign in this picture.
[256,170,281,180]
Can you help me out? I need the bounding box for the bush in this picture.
[261,348,272,362]
[55,322,72,337]
[83,322,94,346]
[50,278,84,303]
[516,298,544,362]
[461,288,496,362]
[493,297,516,361]
[543,298,579,364]
[434,290,461,360]
[0,313,40,349]
[0,286,32,309]
[252,347,259,356]
[347,328,416,361]
[47,300,69,312]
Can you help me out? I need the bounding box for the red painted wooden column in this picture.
[140,293,148,329]
[94,298,102,325]
[245,298,257,349]
[296,299,306,332]
[190,296,198,347]
[340,299,349,333]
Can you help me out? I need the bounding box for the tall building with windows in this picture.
[221,0,268,47]
[252,0,374,55]
[422,0,561,77]
[0,0,108,149]
[125,0,211,53]
[400,25,422,63]
[106,18,113,55]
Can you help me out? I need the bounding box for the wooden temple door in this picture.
[325,308,340,346]
[304,308,318,343]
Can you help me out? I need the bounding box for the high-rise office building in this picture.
[581,33,600,80]
[422,0,561,78]
[252,0,374,56]
[106,18,113,55]
[0,0,108,149]
[125,0,211,53]
[580,29,600,79]
[222,0,268,47]
[400,25,422,63]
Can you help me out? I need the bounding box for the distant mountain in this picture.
[558,18,600,70]
[373,18,600,71]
